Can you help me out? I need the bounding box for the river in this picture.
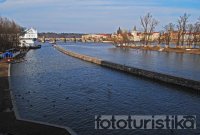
[10,42,200,135]
[60,42,200,81]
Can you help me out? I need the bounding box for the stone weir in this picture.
[54,45,200,91]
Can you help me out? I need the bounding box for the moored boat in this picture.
[29,45,41,49]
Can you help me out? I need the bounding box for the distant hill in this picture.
[38,33,85,38]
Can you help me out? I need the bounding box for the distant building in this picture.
[82,34,111,42]
[111,26,162,44]
[117,27,123,35]
[130,28,141,42]
[151,32,160,41]
[19,28,38,47]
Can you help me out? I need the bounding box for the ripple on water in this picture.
[10,44,200,135]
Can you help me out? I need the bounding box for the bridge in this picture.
[37,37,82,43]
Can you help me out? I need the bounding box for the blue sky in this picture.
[0,0,199,33]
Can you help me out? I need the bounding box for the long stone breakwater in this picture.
[54,45,200,91]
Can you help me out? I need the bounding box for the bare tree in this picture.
[157,31,163,46]
[186,24,194,47]
[140,13,158,46]
[193,22,200,48]
[176,13,190,47]
[111,31,130,46]
[0,16,22,52]
[121,31,130,45]
[176,19,182,47]
[163,23,174,47]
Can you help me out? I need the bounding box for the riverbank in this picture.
[119,45,200,55]
[0,61,10,112]
[0,60,73,135]
[54,45,200,91]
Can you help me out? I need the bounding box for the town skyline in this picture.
[0,0,199,33]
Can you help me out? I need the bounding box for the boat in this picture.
[29,45,41,49]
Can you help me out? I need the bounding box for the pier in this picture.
[54,45,200,91]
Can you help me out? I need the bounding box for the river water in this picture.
[60,42,200,81]
[10,42,200,135]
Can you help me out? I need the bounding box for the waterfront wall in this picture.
[54,45,200,91]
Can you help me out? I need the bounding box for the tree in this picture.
[140,13,158,46]
[0,16,22,51]
[176,13,190,47]
[121,31,130,45]
[111,31,130,46]
[163,23,174,47]
[197,16,200,25]
[186,24,194,47]
[176,20,182,47]
[157,31,163,46]
[193,22,200,48]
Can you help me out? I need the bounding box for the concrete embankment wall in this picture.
[55,45,200,91]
